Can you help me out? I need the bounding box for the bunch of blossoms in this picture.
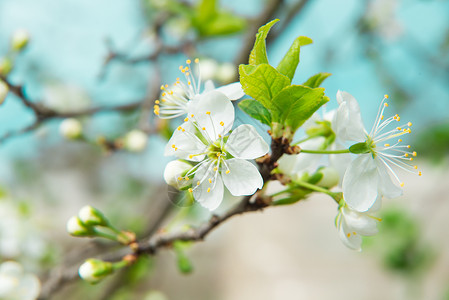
[157,59,269,210]
[279,91,421,251]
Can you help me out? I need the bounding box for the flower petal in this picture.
[342,154,379,212]
[164,121,207,161]
[226,124,269,159]
[342,207,378,236]
[203,80,215,92]
[375,158,403,199]
[193,164,224,211]
[192,91,234,141]
[222,158,263,196]
[333,91,366,142]
[338,218,362,251]
[215,82,245,100]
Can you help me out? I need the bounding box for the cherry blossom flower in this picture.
[0,261,40,300]
[335,91,420,212]
[164,90,269,210]
[153,59,244,119]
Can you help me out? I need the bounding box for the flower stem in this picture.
[292,135,316,145]
[300,149,350,154]
[294,180,337,198]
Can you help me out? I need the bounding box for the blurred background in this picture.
[0,0,449,299]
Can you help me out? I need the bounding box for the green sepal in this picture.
[249,19,279,65]
[238,99,272,125]
[276,36,313,80]
[303,72,332,88]
[174,241,194,274]
[349,142,370,154]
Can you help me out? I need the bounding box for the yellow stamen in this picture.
[178,177,183,181]
[206,111,211,115]
[194,58,199,63]
[177,126,182,131]
[202,127,206,130]
[418,171,422,176]
[347,233,351,237]
[384,103,389,107]
[172,144,176,149]
[189,155,193,159]
[384,144,390,147]
[225,170,230,174]
[220,121,224,126]
[155,100,160,104]
[414,165,418,169]
[400,182,404,187]
[197,181,200,186]
[208,178,212,183]
[191,114,194,117]
[188,188,193,193]
[207,188,211,193]
[186,59,191,64]
[408,122,412,126]
[184,117,189,122]
[407,145,411,149]
[213,167,218,171]
[185,176,189,180]
[384,94,389,99]
[398,139,402,142]
[412,151,417,156]
[381,115,384,120]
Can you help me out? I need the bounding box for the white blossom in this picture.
[60,118,82,139]
[335,201,381,251]
[163,160,192,189]
[335,91,420,212]
[153,59,244,119]
[11,29,30,51]
[124,130,148,152]
[164,91,269,210]
[0,261,40,300]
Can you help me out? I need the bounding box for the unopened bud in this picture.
[124,130,148,152]
[216,63,237,83]
[66,216,94,237]
[163,160,192,189]
[78,205,108,227]
[78,259,113,284]
[317,167,340,189]
[0,58,13,76]
[11,29,30,51]
[60,118,82,139]
[0,80,9,105]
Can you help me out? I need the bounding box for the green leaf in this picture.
[272,85,329,132]
[276,36,313,80]
[239,63,290,111]
[303,72,332,88]
[238,99,272,125]
[249,19,279,65]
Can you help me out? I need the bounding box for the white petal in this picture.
[192,91,235,141]
[333,91,366,142]
[222,158,263,196]
[329,142,352,183]
[375,158,403,199]
[215,82,245,100]
[203,80,215,92]
[338,218,362,251]
[226,124,269,159]
[193,165,224,211]
[164,122,207,161]
[342,207,378,236]
[342,154,379,212]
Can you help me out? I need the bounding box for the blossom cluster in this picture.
[157,59,269,210]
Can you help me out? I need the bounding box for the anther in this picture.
[178,177,183,181]
[184,118,189,122]
[202,127,206,130]
[177,126,182,131]
[206,111,211,115]
[400,182,404,187]
[418,172,422,176]
[213,167,218,171]
[172,144,176,149]
[220,121,224,126]
[407,145,411,148]
[398,139,402,142]
[408,122,412,127]
[185,176,189,180]
[194,58,199,63]
[208,178,212,183]
[384,144,390,147]
[191,114,194,117]
[384,103,389,107]
[412,151,417,156]
[155,100,160,104]
[414,165,418,169]
[186,59,191,64]
[384,94,389,98]
[381,116,384,120]
[188,188,193,193]
[197,181,200,186]
[225,170,230,174]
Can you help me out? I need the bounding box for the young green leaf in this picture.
[239,63,290,111]
[238,99,272,125]
[303,72,332,88]
[276,36,313,80]
[249,19,279,66]
[272,85,329,132]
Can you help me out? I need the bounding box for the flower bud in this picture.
[163,160,192,189]
[78,205,108,227]
[0,80,9,105]
[317,167,340,189]
[60,118,82,139]
[11,29,30,52]
[78,259,113,284]
[124,130,148,152]
[216,63,237,83]
[0,57,13,76]
[66,216,94,236]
